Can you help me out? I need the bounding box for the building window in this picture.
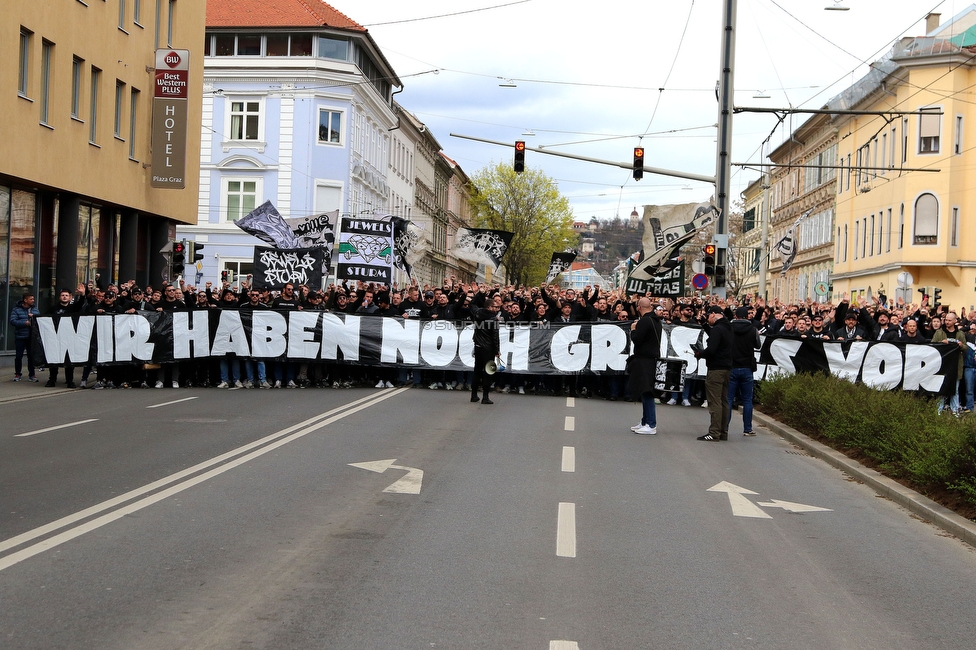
[913,193,939,245]
[898,203,904,249]
[955,116,963,155]
[118,0,126,30]
[951,207,959,247]
[89,66,101,144]
[237,34,260,55]
[19,28,32,97]
[225,179,258,221]
[869,215,875,256]
[902,118,909,163]
[134,0,141,24]
[918,107,940,154]
[229,101,260,140]
[318,36,349,60]
[129,88,139,159]
[843,224,848,262]
[318,109,342,144]
[114,80,125,138]
[885,208,892,253]
[890,127,897,167]
[40,40,53,125]
[71,56,83,118]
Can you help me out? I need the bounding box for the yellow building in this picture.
[1,0,205,341]
[830,10,976,310]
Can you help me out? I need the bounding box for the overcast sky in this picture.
[336,0,954,221]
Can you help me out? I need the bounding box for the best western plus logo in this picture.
[164,51,182,68]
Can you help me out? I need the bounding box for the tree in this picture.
[468,163,577,286]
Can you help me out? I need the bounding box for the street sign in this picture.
[692,273,709,290]
[815,281,829,296]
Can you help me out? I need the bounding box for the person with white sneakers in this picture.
[627,297,663,435]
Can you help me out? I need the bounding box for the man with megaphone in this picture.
[469,290,502,404]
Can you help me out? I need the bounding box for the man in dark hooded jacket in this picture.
[469,294,501,404]
[696,306,733,441]
[728,306,761,437]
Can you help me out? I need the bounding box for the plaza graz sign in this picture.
[30,313,959,393]
[150,49,190,189]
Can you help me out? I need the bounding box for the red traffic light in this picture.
[633,147,645,181]
[173,241,185,254]
[703,244,716,256]
[514,140,526,172]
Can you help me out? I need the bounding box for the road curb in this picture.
[754,410,976,549]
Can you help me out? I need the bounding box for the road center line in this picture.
[564,416,575,431]
[550,642,580,650]
[556,502,576,558]
[146,396,199,409]
[561,446,575,472]
[566,397,575,408]
[0,389,408,565]
[14,419,99,438]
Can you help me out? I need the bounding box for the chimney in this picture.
[926,13,941,34]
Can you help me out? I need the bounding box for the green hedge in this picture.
[756,373,976,512]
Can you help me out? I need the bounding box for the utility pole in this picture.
[714,0,737,299]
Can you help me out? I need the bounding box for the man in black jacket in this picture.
[727,306,761,437]
[626,297,662,435]
[469,296,501,404]
[696,305,733,441]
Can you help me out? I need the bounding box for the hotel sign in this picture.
[150,49,190,189]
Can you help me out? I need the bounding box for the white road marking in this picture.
[566,397,575,408]
[0,389,410,571]
[707,481,772,519]
[561,446,575,472]
[14,419,99,438]
[556,502,577,557]
[564,416,575,431]
[758,499,832,513]
[550,642,580,650]
[146,396,198,409]
[348,459,424,494]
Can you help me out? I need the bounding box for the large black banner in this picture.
[31,313,959,393]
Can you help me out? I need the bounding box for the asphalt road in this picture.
[2,382,975,649]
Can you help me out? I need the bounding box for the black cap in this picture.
[845,310,859,319]
[734,306,749,319]
[707,306,724,315]
[425,291,435,298]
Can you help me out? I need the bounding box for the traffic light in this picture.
[702,244,716,276]
[171,239,186,278]
[933,287,943,310]
[633,147,644,181]
[187,240,205,265]
[514,140,525,173]
[221,270,228,283]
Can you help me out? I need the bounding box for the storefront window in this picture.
[2,189,36,353]
[76,204,102,287]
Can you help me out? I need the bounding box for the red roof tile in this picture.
[207,0,366,32]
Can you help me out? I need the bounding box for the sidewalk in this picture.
[0,356,74,404]
[754,410,976,549]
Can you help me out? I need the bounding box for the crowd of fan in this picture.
[10,278,973,410]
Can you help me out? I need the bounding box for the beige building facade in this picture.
[1,0,204,343]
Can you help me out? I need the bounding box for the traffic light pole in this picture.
[449,133,716,185]
[712,0,737,299]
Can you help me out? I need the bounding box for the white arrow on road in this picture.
[707,481,772,519]
[757,499,832,513]
[348,459,424,494]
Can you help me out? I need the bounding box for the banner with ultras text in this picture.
[32,313,958,394]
